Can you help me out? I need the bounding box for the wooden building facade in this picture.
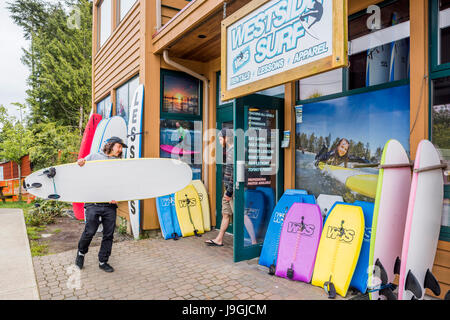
[92,0,450,298]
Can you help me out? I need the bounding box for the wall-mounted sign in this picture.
[221,0,348,101]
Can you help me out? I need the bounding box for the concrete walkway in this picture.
[32,230,346,300]
[0,209,39,300]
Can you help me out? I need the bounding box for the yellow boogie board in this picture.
[311,204,364,298]
[175,184,205,237]
[191,180,211,232]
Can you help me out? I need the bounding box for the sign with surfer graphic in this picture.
[221,0,347,100]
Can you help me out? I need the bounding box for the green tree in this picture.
[8,0,93,132]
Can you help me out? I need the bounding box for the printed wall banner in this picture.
[221,0,347,100]
[295,84,410,203]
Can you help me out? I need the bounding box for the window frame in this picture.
[430,0,450,72]
[117,0,138,24]
[296,0,411,104]
[160,68,204,121]
[429,1,450,241]
[98,0,112,49]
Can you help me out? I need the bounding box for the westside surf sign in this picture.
[221,0,347,100]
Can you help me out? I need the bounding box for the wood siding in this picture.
[0,155,32,180]
[93,1,141,103]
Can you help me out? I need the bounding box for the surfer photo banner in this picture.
[221,0,348,100]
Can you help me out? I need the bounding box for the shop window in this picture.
[256,85,285,98]
[116,75,139,125]
[297,69,343,100]
[96,95,111,119]
[118,0,137,22]
[98,0,112,48]
[161,70,201,116]
[348,0,410,90]
[160,119,203,180]
[439,0,450,65]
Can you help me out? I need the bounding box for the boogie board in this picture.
[311,204,364,298]
[73,113,102,220]
[244,189,266,245]
[255,186,276,239]
[156,194,182,240]
[175,184,205,237]
[317,194,344,220]
[350,201,374,294]
[127,84,144,240]
[160,144,199,155]
[259,192,316,271]
[275,203,322,283]
[398,140,445,300]
[368,139,411,300]
[24,158,192,202]
[191,180,211,232]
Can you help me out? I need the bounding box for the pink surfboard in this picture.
[160,144,199,155]
[368,139,411,300]
[275,203,322,283]
[398,140,445,300]
[73,113,102,220]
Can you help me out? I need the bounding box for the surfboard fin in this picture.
[287,264,294,280]
[43,167,56,179]
[194,230,202,237]
[48,194,60,200]
[405,270,422,298]
[171,233,180,241]
[394,257,401,275]
[444,290,450,300]
[424,269,441,296]
[375,258,388,285]
[379,287,397,300]
[324,281,336,299]
[268,265,276,276]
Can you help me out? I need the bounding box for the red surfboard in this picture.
[73,113,102,220]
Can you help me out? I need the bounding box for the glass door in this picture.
[216,104,234,234]
[233,94,284,262]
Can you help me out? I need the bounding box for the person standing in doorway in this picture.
[205,128,234,247]
[75,136,127,272]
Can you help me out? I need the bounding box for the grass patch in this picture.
[30,241,49,256]
[27,226,47,240]
[52,228,62,234]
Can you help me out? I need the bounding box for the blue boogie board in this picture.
[255,186,276,240]
[244,190,266,246]
[350,200,374,294]
[156,194,182,240]
[258,191,316,271]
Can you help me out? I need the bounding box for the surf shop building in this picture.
[91,0,450,297]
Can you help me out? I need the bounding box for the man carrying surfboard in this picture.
[75,136,127,273]
[205,128,234,247]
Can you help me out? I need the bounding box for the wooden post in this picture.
[409,0,429,159]
[284,82,296,191]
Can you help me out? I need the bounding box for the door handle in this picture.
[236,160,245,190]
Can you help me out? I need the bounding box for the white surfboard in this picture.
[24,158,193,203]
[90,119,108,154]
[316,194,344,220]
[97,116,127,156]
[389,38,409,82]
[127,84,144,240]
[366,44,391,86]
[368,139,411,300]
[398,140,445,300]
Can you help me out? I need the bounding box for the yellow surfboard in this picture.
[191,180,211,232]
[175,184,205,237]
[311,204,364,298]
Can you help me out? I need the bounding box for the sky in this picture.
[0,0,63,121]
